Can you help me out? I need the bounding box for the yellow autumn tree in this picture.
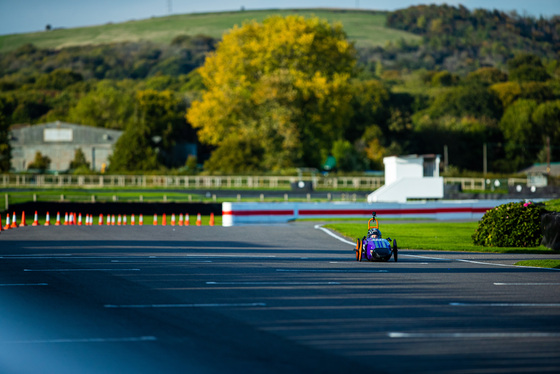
[186,15,357,171]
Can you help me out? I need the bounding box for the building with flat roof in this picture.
[10,121,122,172]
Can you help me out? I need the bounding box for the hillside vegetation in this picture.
[0,9,419,53]
[0,6,559,176]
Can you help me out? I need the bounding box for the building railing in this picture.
[0,174,526,191]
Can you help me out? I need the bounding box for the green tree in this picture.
[331,139,362,172]
[507,54,550,82]
[134,89,192,167]
[499,99,540,170]
[186,15,357,172]
[466,67,508,85]
[67,80,134,129]
[69,148,90,171]
[531,100,560,162]
[27,151,51,172]
[35,69,83,90]
[0,111,10,172]
[108,123,160,172]
[422,85,502,120]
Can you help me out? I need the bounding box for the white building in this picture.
[368,154,444,203]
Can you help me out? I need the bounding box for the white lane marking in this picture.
[0,283,48,287]
[316,225,560,270]
[494,283,560,286]
[1,336,157,344]
[111,260,212,263]
[389,332,560,338]
[3,254,273,259]
[0,254,72,258]
[24,268,140,272]
[206,281,341,285]
[182,254,276,258]
[105,302,266,308]
[276,269,388,273]
[450,302,560,307]
[315,225,356,245]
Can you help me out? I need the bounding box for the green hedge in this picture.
[472,201,546,247]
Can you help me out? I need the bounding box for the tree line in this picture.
[0,5,559,175]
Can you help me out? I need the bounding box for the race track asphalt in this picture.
[1,223,559,373]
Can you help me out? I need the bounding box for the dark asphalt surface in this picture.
[1,223,559,373]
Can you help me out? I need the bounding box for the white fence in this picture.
[0,174,526,191]
[0,174,384,190]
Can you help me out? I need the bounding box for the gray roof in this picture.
[10,121,122,146]
[520,162,560,177]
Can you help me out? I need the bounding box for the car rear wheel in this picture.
[356,239,362,261]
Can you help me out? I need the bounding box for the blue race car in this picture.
[355,212,398,262]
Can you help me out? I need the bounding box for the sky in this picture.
[1,0,559,36]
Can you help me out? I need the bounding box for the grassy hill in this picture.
[0,9,420,53]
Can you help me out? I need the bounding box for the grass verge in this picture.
[515,260,560,269]
[324,222,558,254]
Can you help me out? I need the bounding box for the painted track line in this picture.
[24,268,140,272]
[104,302,266,309]
[0,283,48,287]
[276,269,388,273]
[206,281,341,285]
[450,302,560,307]
[1,336,157,344]
[389,332,560,338]
[494,282,560,286]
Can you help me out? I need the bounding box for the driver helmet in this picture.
[368,228,381,239]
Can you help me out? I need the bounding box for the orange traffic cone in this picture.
[162,213,167,226]
[131,214,135,226]
[78,213,83,226]
[111,215,116,226]
[178,213,184,226]
[171,213,176,226]
[117,214,122,226]
[11,212,17,228]
[153,214,157,226]
[209,213,215,227]
[196,213,201,226]
[4,214,10,230]
[19,211,28,227]
[63,212,69,225]
[139,214,143,226]
[55,212,61,226]
[98,214,103,225]
[123,215,127,226]
[44,212,51,226]
[31,211,39,226]
[185,213,190,226]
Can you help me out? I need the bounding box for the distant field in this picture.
[0,9,420,53]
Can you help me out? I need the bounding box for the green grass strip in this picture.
[515,260,560,269]
[325,222,557,253]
